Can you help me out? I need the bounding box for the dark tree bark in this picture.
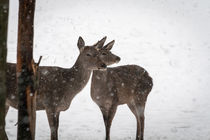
[17,0,36,140]
[0,0,9,140]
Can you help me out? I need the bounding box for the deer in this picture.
[91,39,153,140]
[5,37,120,140]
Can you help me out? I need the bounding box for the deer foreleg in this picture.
[46,110,60,140]
[100,104,117,140]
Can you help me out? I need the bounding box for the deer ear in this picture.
[77,36,85,51]
[104,40,115,50]
[94,36,107,49]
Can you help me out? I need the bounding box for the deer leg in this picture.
[128,102,145,140]
[46,110,60,140]
[100,105,117,140]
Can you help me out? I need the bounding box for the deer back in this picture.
[91,65,153,105]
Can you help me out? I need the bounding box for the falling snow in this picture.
[5,0,210,140]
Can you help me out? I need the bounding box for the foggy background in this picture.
[6,0,210,139]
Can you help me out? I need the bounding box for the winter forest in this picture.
[0,0,210,140]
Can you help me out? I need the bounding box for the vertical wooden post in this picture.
[0,0,9,140]
[16,0,36,140]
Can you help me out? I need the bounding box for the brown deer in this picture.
[5,37,117,140]
[91,40,153,140]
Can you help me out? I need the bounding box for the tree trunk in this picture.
[17,0,36,140]
[0,0,9,139]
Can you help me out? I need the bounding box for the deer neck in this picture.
[74,59,91,80]
[65,57,92,96]
[92,69,108,82]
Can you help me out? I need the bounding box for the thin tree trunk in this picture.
[17,0,36,140]
[0,0,9,139]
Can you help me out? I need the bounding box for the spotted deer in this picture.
[91,39,153,140]
[5,37,118,140]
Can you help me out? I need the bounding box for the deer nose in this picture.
[116,56,121,62]
[100,63,107,68]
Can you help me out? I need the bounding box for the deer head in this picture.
[77,36,107,70]
[94,37,121,66]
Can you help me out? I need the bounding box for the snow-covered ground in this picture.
[6,0,210,139]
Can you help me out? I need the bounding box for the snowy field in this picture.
[6,0,210,139]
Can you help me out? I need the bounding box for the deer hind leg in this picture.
[128,101,145,140]
[100,104,117,140]
[46,109,60,140]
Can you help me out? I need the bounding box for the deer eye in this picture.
[102,53,107,55]
[86,53,91,56]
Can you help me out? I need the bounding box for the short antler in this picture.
[94,36,107,49]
